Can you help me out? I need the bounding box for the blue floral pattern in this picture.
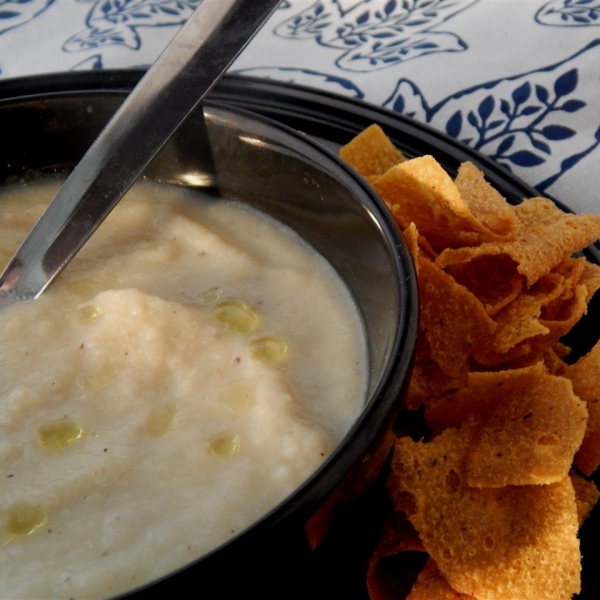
[274,0,479,71]
[71,53,104,70]
[536,0,600,26]
[0,0,598,215]
[383,39,600,193]
[0,0,54,35]
[63,0,203,51]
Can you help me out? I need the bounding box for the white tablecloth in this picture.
[0,0,598,216]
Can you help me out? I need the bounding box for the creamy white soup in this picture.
[0,179,367,599]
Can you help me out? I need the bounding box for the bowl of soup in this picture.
[0,75,418,599]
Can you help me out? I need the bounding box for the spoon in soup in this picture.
[0,0,281,309]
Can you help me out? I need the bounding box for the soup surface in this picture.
[0,179,367,599]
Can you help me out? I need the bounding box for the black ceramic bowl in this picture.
[4,71,598,600]
[0,76,418,599]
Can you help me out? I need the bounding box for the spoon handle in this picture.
[0,0,281,308]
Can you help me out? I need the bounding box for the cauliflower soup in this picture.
[0,178,367,599]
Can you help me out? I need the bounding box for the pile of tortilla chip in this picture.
[340,124,600,600]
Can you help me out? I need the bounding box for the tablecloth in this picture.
[0,0,598,216]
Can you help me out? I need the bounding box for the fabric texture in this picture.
[0,0,598,216]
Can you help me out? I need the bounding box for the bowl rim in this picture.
[0,74,419,599]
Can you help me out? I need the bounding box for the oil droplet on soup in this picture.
[76,304,104,326]
[198,287,223,305]
[75,365,116,393]
[144,403,178,438]
[207,431,241,457]
[5,503,46,536]
[64,275,112,299]
[0,180,368,599]
[250,337,288,365]
[213,300,258,334]
[37,418,83,449]
[219,385,256,415]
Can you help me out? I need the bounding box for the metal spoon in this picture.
[0,0,281,309]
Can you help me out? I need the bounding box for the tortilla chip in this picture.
[464,365,588,487]
[402,223,421,274]
[339,124,407,179]
[424,371,505,433]
[371,510,425,559]
[491,272,566,353]
[337,130,600,599]
[304,423,396,550]
[570,471,599,527]
[538,284,589,342]
[553,256,587,293]
[404,335,466,411]
[436,203,600,286]
[389,428,581,600]
[367,513,428,600]
[542,343,570,376]
[418,256,496,383]
[581,260,600,303]
[514,196,567,228]
[565,339,600,476]
[444,255,524,316]
[471,334,537,369]
[374,156,494,251]
[426,365,588,486]
[454,162,520,239]
[407,559,476,600]
[402,222,437,265]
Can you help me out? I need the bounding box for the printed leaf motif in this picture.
[383,39,600,191]
[385,78,430,120]
[536,84,550,103]
[467,110,478,128]
[445,110,462,137]
[274,0,479,71]
[488,119,504,130]
[554,68,578,96]
[508,150,546,167]
[496,134,515,155]
[541,124,576,140]
[356,9,370,24]
[70,53,104,71]
[560,99,586,112]
[64,24,142,51]
[531,137,552,154]
[337,30,466,71]
[536,0,600,26]
[385,0,398,15]
[512,81,531,105]
[0,0,54,35]
[477,95,494,121]
[63,0,202,51]
[275,1,336,41]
